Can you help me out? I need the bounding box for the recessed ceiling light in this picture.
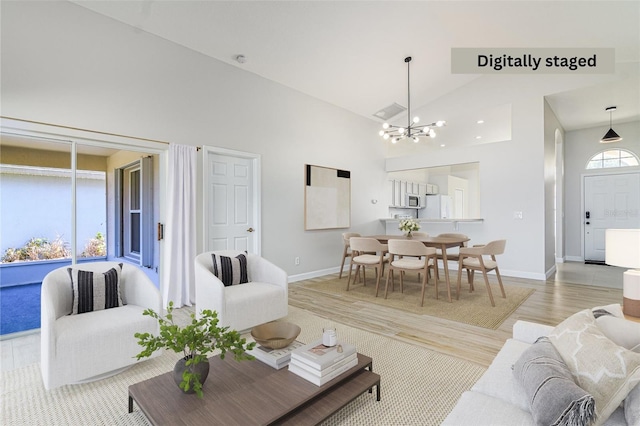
[440,144,445,147]
[476,120,484,124]
[475,136,482,139]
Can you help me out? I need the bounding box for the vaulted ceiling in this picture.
[71,1,639,148]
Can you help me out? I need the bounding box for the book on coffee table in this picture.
[290,339,357,370]
[246,339,305,369]
[290,352,358,377]
[289,356,359,386]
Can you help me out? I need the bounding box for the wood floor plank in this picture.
[288,264,623,368]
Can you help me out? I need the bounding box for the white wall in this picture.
[543,100,564,275]
[0,170,106,254]
[563,120,640,260]
[387,96,546,279]
[1,1,388,277]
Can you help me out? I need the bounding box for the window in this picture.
[586,149,639,169]
[116,157,154,267]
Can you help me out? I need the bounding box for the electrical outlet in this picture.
[514,211,523,219]
[295,257,300,265]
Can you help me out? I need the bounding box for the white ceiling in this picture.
[70,1,639,146]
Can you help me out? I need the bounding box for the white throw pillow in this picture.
[595,315,640,353]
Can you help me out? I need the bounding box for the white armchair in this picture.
[195,250,288,332]
[41,261,162,390]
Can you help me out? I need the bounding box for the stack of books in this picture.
[247,340,305,369]
[288,339,358,386]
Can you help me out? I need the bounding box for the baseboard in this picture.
[289,265,547,283]
[289,266,340,283]
[546,264,557,279]
[566,256,583,262]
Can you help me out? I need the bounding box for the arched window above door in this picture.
[586,149,639,169]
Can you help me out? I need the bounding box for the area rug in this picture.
[1,306,485,426]
[298,274,535,330]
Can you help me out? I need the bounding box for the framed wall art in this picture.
[304,164,351,230]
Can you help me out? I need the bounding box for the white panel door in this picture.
[584,173,640,262]
[206,152,256,252]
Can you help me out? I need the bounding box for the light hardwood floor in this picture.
[288,261,625,368]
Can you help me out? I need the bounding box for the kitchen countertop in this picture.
[381,218,484,222]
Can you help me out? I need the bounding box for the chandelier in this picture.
[379,56,446,143]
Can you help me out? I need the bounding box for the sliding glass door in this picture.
[0,126,165,336]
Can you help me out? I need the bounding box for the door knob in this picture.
[247,227,254,232]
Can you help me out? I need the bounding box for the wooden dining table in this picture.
[366,235,470,302]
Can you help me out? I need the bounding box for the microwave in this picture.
[406,194,424,208]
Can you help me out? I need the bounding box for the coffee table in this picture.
[128,353,380,425]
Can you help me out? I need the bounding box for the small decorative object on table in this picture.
[251,321,301,349]
[322,327,337,347]
[134,301,255,398]
[248,321,303,369]
[399,218,420,237]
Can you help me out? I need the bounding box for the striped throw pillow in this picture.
[67,264,123,315]
[211,253,248,287]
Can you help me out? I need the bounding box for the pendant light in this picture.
[600,106,622,143]
[379,57,445,143]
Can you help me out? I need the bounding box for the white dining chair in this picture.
[385,239,439,306]
[456,240,507,307]
[347,237,389,294]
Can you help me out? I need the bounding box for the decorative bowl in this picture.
[251,321,301,349]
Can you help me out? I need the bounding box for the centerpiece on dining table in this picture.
[399,218,420,237]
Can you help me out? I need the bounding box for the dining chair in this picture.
[347,237,389,293]
[339,232,360,279]
[436,232,469,278]
[385,239,438,306]
[456,240,507,307]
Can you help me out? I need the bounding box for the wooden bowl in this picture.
[251,321,301,349]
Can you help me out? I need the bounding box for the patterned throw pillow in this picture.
[548,309,640,426]
[211,253,248,287]
[67,263,123,315]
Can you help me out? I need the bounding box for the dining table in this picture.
[366,234,470,302]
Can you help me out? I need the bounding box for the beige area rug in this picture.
[300,273,535,330]
[1,306,485,426]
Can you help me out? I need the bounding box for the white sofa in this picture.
[194,250,288,332]
[443,314,635,426]
[41,261,162,390]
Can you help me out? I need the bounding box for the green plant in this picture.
[134,302,256,397]
[80,232,106,257]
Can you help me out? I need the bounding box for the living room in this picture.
[2,1,640,425]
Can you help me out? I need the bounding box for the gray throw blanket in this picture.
[513,336,596,426]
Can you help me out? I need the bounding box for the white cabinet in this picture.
[389,180,437,207]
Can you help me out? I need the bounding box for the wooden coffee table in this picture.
[128,353,380,425]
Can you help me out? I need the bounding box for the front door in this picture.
[204,148,260,253]
[584,172,640,262]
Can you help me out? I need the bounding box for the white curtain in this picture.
[163,144,197,308]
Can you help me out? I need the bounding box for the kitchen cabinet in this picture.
[388,180,436,207]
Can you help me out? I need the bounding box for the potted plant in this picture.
[399,218,420,237]
[134,301,256,397]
